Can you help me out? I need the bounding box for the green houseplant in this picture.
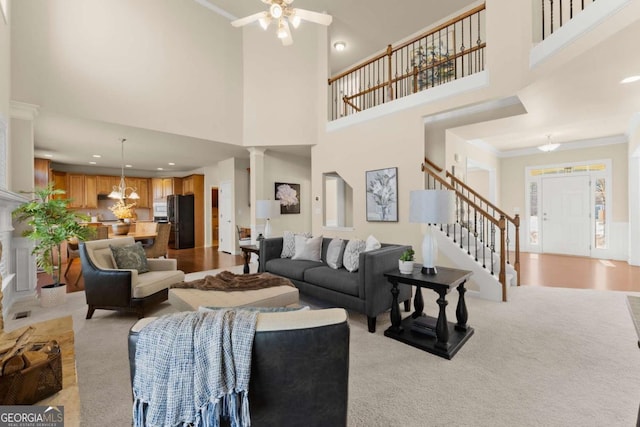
[12,184,94,288]
[399,248,415,274]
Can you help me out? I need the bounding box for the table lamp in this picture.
[255,200,281,239]
[409,190,456,275]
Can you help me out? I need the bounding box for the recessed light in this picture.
[168,162,175,166]
[333,41,346,51]
[89,161,97,165]
[125,164,133,168]
[157,167,164,171]
[621,75,640,84]
[92,154,101,158]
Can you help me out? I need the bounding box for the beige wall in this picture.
[0,0,8,119]
[10,0,243,144]
[241,23,325,148]
[263,151,311,236]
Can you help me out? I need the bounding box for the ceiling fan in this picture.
[231,0,333,46]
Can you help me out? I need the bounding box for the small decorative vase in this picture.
[399,260,414,274]
[112,221,130,236]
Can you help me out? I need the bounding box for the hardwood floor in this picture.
[48,247,640,293]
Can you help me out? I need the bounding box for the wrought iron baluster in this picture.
[482,217,486,269]
[550,0,555,35]
[473,210,479,262]
[466,203,471,255]
[542,0,546,40]
[490,222,496,275]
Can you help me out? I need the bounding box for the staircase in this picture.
[422,159,520,302]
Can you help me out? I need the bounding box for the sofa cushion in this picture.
[304,266,359,297]
[281,231,311,258]
[265,258,324,281]
[110,242,149,274]
[326,238,346,269]
[133,270,185,298]
[365,235,381,251]
[343,239,366,272]
[92,247,116,269]
[292,235,322,262]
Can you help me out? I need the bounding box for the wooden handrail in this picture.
[446,170,516,223]
[343,97,361,113]
[393,4,486,52]
[426,168,500,227]
[422,157,443,173]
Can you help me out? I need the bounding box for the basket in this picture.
[0,341,63,404]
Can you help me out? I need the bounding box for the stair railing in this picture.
[328,4,486,121]
[540,0,597,41]
[421,160,515,302]
[445,170,520,287]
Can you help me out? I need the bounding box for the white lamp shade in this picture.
[256,200,281,219]
[409,190,456,224]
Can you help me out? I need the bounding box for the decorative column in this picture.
[248,147,266,244]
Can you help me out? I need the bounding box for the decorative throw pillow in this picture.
[281,231,312,258]
[109,242,149,274]
[292,235,323,262]
[365,235,381,252]
[343,239,366,272]
[326,238,346,269]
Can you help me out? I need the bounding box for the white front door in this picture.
[541,175,590,256]
[218,180,233,254]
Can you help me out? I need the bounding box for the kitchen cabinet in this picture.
[34,158,51,189]
[130,178,150,208]
[52,171,67,200]
[67,174,97,208]
[96,175,114,195]
[152,177,182,200]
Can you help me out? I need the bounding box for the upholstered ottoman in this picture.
[169,285,299,312]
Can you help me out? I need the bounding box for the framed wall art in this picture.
[366,167,398,222]
[275,182,301,214]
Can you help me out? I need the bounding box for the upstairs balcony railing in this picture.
[328,4,486,121]
[540,0,597,40]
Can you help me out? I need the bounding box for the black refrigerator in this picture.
[167,194,195,249]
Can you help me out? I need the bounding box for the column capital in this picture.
[247,147,267,157]
[10,101,40,121]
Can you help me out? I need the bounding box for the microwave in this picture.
[153,201,167,218]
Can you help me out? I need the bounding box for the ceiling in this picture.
[13,0,640,174]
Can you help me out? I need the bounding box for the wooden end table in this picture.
[240,245,259,274]
[384,266,474,360]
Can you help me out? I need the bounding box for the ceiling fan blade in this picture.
[231,11,267,28]
[280,19,293,46]
[292,8,333,26]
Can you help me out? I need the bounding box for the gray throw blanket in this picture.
[132,309,259,427]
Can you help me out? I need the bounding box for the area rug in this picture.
[8,268,640,426]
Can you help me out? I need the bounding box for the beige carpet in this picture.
[6,265,640,426]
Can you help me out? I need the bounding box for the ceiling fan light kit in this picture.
[231,0,332,46]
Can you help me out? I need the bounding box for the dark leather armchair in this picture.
[79,237,185,319]
[128,308,350,427]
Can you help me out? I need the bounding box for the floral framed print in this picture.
[366,167,398,222]
[275,182,301,214]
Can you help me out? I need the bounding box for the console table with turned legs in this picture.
[384,266,473,360]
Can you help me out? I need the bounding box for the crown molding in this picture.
[9,101,40,121]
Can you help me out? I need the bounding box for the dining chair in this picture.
[144,222,171,258]
[64,225,109,286]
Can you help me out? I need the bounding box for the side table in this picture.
[384,266,473,360]
[240,245,259,274]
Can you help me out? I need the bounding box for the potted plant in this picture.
[399,248,415,274]
[12,185,94,306]
[109,199,136,235]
